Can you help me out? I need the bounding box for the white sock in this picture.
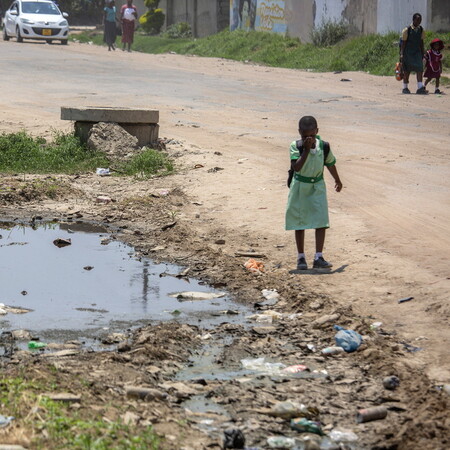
[403,82,408,89]
[314,252,323,260]
[297,253,305,260]
[418,82,424,89]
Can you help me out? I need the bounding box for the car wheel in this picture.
[47,39,53,44]
[60,39,68,45]
[16,27,23,42]
[3,27,10,41]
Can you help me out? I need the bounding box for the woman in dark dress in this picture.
[104,0,117,51]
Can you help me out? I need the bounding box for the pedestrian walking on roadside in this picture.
[120,0,137,52]
[104,0,117,51]
[285,116,342,271]
[424,38,444,94]
[400,13,427,94]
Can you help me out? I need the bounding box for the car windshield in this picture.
[21,1,60,15]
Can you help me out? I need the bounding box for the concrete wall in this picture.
[159,0,229,37]
[229,0,448,42]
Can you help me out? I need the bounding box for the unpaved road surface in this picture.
[0,40,449,449]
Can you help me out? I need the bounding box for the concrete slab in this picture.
[61,106,159,124]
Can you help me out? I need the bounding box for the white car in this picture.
[3,0,69,45]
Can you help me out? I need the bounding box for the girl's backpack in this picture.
[287,139,330,188]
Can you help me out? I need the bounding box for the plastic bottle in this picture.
[290,417,324,435]
[356,406,387,423]
[267,436,296,448]
[28,341,47,349]
[321,346,345,356]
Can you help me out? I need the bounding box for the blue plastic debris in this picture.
[334,325,363,353]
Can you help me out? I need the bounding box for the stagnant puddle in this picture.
[0,221,250,346]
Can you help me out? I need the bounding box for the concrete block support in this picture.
[61,107,160,147]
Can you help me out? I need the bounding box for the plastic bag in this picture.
[334,325,362,352]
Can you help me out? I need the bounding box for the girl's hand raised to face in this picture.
[303,136,316,151]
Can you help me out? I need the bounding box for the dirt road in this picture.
[2,39,449,382]
[0,39,449,448]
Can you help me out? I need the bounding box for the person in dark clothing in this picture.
[400,13,426,94]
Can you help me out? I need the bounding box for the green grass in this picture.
[0,376,160,449]
[0,131,174,177]
[71,29,450,76]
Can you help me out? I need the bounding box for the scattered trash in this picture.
[370,321,383,330]
[241,357,285,375]
[290,417,324,435]
[200,333,212,340]
[236,251,266,258]
[158,189,170,196]
[247,310,283,323]
[223,429,245,449]
[169,291,226,301]
[53,238,72,248]
[83,266,94,271]
[261,289,279,302]
[244,258,265,274]
[0,306,6,315]
[207,167,224,173]
[356,406,387,423]
[12,329,32,340]
[170,310,181,316]
[340,78,352,81]
[329,428,359,443]
[42,393,81,403]
[383,375,400,390]
[402,342,422,353]
[267,436,296,448]
[321,346,345,356]
[334,325,363,352]
[398,296,414,304]
[96,195,112,204]
[28,341,47,349]
[215,239,226,245]
[21,290,28,295]
[0,415,15,428]
[268,401,318,420]
[193,164,204,169]
[282,365,309,374]
[96,168,110,176]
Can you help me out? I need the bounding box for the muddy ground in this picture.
[0,155,448,449]
[0,40,449,449]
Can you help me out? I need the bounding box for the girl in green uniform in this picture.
[285,116,342,270]
[400,13,426,94]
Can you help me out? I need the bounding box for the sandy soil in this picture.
[0,40,449,448]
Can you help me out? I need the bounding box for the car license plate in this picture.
[43,29,51,36]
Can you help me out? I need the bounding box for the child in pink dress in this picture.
[424,38,444,94]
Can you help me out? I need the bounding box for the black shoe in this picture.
[402,88,411,94]
[435,89,441,94]
[297,257,308,270]
[313,256,333,269]
[416,87,428,95]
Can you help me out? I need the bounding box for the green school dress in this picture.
[402,25,424,73]
[285,137,336,230]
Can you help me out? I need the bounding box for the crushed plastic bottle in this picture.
[241,357,285,375]
[267,436,296,448]
[269,401,318,420]
[321,346,345,356]
[28,341,47,349]
[329,428,359,443]
[290,417,324,435]
[334,325,363,352]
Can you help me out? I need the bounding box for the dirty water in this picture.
[0,221,251,345]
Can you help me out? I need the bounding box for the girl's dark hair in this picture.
[299,116,318,131]
[413,13,422,20]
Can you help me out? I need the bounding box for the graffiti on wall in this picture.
[230,0,286,34]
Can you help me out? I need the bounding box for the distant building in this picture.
[159,0,449,41]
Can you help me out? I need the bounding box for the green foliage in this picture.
[118,148,174,179]
[71,29,449,76]
[162,22,192,39]
[0,131,108,174]
[140,0,165,35]
[311,20,349,47]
